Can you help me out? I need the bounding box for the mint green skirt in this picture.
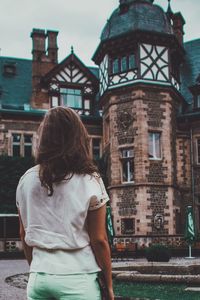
[27,272,101,300]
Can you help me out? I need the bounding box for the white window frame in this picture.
[148,132,162,160]
[8,131,35,157]
[121,149,134,183]
[51,96,59,107]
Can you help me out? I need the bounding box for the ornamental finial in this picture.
[71,46,74,54]
[166,0,174,21]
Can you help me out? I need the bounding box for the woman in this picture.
[16,107,114,300]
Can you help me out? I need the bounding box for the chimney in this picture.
[172,13,185,45]
[31,29,46,61]
[47,30,58,63]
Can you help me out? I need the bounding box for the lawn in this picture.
[114,281,200,300]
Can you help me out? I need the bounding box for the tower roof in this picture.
[101,0,173,41]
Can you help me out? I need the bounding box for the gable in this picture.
[43,53,99,90]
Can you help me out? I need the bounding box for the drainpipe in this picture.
[190,128,196,229]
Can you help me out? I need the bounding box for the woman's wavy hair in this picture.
[35,106,98,196]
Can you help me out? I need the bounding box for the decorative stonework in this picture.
[116,100,136,145]
[118,111,134,131]
[147,186,168,235]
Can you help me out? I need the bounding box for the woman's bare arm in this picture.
[87,205,114,300]
[18,210,33,265]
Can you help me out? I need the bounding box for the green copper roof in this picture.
[101,0,173,41]
[0,57,32,110]
[180,39,200,104]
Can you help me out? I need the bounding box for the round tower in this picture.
[93,0,187,246]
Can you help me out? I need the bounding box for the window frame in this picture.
[90,136,102,161]
[148,132,162,160]
[60,87,83,109]
[9,131,34,157]
[120,148,134,183]
[110,53,136,75]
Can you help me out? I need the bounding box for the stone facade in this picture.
[102,84,190,242]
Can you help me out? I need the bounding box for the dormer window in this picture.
[60,88,82,109]
[3,63,16,76]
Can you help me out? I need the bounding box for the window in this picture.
[84,99,91,115]
[129,54,136,69]
[197,95,200,108]
[24,135,32,157]
[121,56,127,72]
[121,218,135,234]
[3,64,16,76]
[196,138,200,164]
[92,138,101,160]
[148,132,161,159]
[12,134,21,157]
[111,54,136,75]
[60,88,82,109]
[112,58,119,74]
[51,96,59,107]
[11,133,33,157]
[121,149,134,183]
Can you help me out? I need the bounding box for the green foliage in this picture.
[0,155,34,213]
[145,243,171,262]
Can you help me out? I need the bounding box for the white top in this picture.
[16,165,109,274]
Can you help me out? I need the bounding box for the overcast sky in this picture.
[0,0,199,66]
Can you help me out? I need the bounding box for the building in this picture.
[0,0,200,250]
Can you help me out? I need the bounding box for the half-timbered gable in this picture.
[43,51,99,116]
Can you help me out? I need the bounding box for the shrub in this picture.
[145,244,171,262]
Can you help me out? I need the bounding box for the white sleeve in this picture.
[88,174,109,211]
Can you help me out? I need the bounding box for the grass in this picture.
[114,281,200,300]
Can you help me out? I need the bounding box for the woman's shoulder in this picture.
[19,165,39,184]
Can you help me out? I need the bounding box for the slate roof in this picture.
[0,57,32,110]
[89,66,99,79]
[100,0,173,42]
[180,39,200,104]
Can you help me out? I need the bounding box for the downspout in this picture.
[190,127,196,229]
